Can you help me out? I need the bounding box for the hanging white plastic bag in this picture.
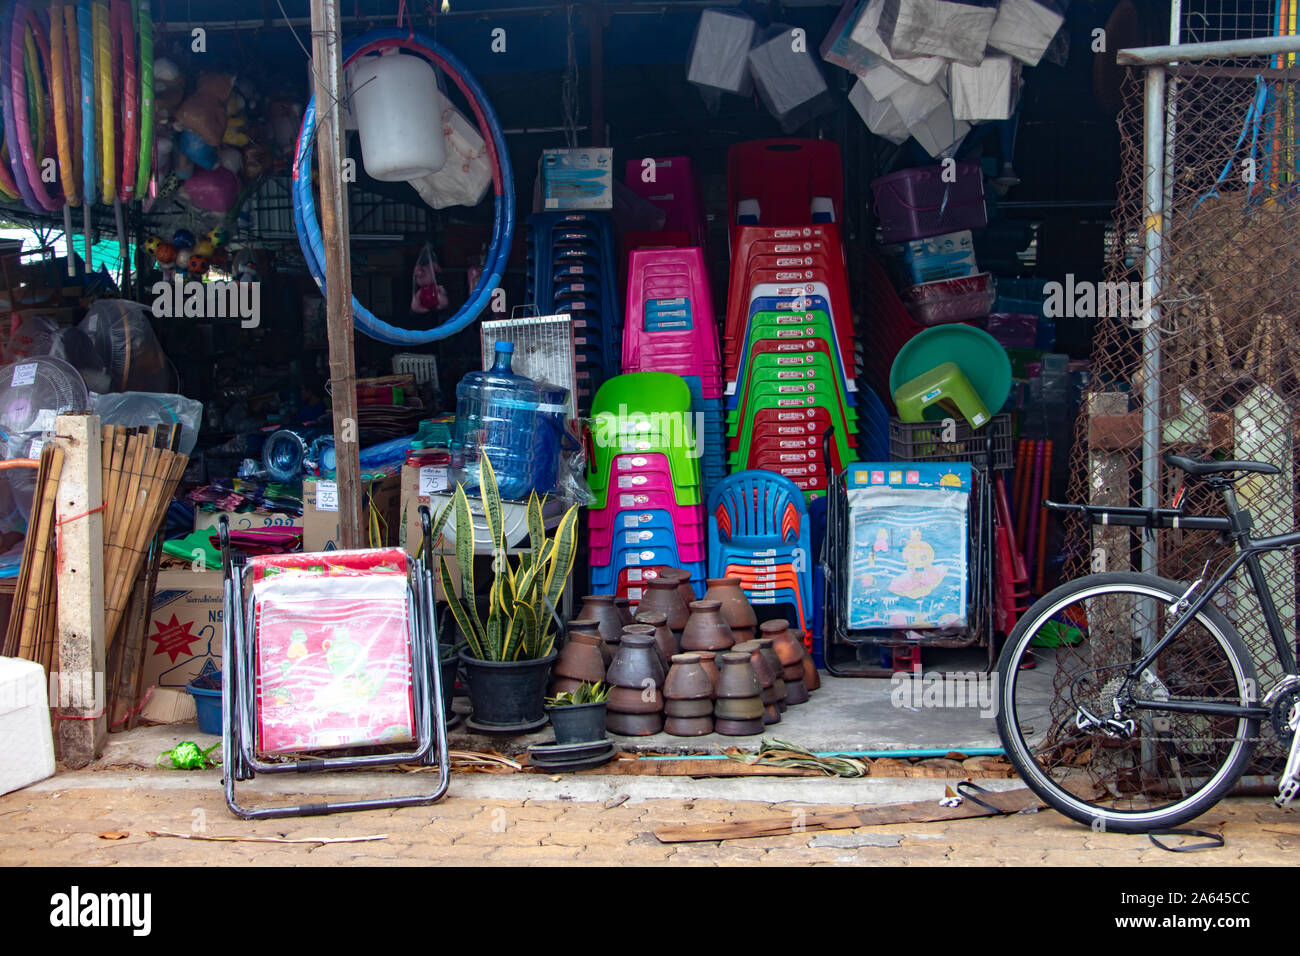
[409,90,492,210]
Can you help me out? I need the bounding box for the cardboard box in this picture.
[883,229,978,284]
[302,473,402,552]
[950,55,1020,121]
[988,0,1065,67]
[849,0,946,85]
[139,687,198,725]
[848,81,910,145]
[878,0,999,67]
[194,509,302,533]
[540,148,614,211]
[142,569,224,693]
[687,8,757,95]
[747,28,834,134]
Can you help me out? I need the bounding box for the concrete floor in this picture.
[102,646,1012,765]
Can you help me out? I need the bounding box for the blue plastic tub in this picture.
[186,677,222,736]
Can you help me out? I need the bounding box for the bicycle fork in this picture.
[1278,704,1300,809]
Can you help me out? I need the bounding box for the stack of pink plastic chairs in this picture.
[621,247,726,497]
[622,156,709,251]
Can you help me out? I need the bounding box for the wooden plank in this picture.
[653,787,1048,843]
[309,0,362,549]
[54,414,106,768]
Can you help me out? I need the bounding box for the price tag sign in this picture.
[419,466,449,495]
[315,480,338,512]
[11,363,36,387]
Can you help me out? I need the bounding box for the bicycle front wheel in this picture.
[996,572,1259,833]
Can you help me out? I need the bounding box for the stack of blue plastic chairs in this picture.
[526,212,622,415]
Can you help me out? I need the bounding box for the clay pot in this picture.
[663,697,714,718]
[784,677,809,705]
[634,610,678,669]
[762,703,781,724]
[554,631,606,685]
[613,596,634,626]
[802,654,821,692]
[734,640,775,688]
[697,651,720,687]
[681,600,735,652]
[606,632,665,689]
[715,651,762,699]
[782,663,804,682]
[550,676,586,696]
[607,685,664,714]
[667,568,698,605]
[566,619,613,668]
[664,653,714,701]
[761,619,804,666]
[637,578,690,631]
[578,595,625,649]
[621,622,666,672]
[755,638,787,703]
[665,715,714,736]
[714,695,764,720]
[703,577,758,635]
[714,717,764,737]
[606,711,663,736]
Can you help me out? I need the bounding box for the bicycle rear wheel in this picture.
[996,572,1259,833]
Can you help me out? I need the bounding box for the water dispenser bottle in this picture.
[452,341,541,499]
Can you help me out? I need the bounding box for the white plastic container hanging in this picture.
[348,51,448,182]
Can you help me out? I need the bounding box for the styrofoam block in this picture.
[687,9,757,95]
[989,0,1066,67]
[747,28,833,132]
[887,73,949,127]
[848,80,910,144]
[878,0,999,67]
[950,55,1020,121]
[907,98,971,158]
[0,657,56,795]
[861,59,910,100]
[821,0,877,75]
[849,0,947,84]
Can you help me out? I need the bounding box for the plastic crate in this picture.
[888,413,1013,470]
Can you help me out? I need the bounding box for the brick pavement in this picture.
[0,775,1294,865]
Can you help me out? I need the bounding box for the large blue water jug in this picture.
[453,341,540,499]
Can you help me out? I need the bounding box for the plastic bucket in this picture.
[349,53,446,181]
[186,676,222,736]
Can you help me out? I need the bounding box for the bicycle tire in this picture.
[996,571,1259,834]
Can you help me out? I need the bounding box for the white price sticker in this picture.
[315,480,338,512]
[11,363,37,387]
[419,466,449,495]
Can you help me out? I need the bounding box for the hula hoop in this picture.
[1,4,41,211]
[94,0,113,203]
[64,2,83,191]
[293,29,514,345]
[78,0,96,205]
[113,0,135,199]
[51,0,79,205]
[9,1,62,212]
[135,0,151,195]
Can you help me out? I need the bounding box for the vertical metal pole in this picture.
[309,0,363,548]
[1141,66,1166,584]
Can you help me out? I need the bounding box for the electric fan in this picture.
[78,299,173,393]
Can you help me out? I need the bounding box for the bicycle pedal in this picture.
[1277,778,1298,809]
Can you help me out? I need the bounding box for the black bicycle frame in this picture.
[1118,489,1300,722]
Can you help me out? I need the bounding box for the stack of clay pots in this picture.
[633,610,678,671]
[680,599,734,652]
[734,639,785,724]
[604,629,666,736]
[636,577,691,643]
[577,595,626,663]
[663,652,714,736]
[565,619,611,667]
[762,619,816,705]
[702,577,758,642]
[713,650,765,735]
[551,627,607,696]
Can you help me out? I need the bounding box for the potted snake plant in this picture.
[544,682,611,745]
[430,451,579,733]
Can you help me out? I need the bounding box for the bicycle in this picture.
[994,451,1300,833]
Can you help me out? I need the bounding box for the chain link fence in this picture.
[1065,50,1300,766]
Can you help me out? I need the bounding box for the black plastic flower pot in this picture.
[460,648,557,733]
[544,701,608,745]
[438,648,460,723]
